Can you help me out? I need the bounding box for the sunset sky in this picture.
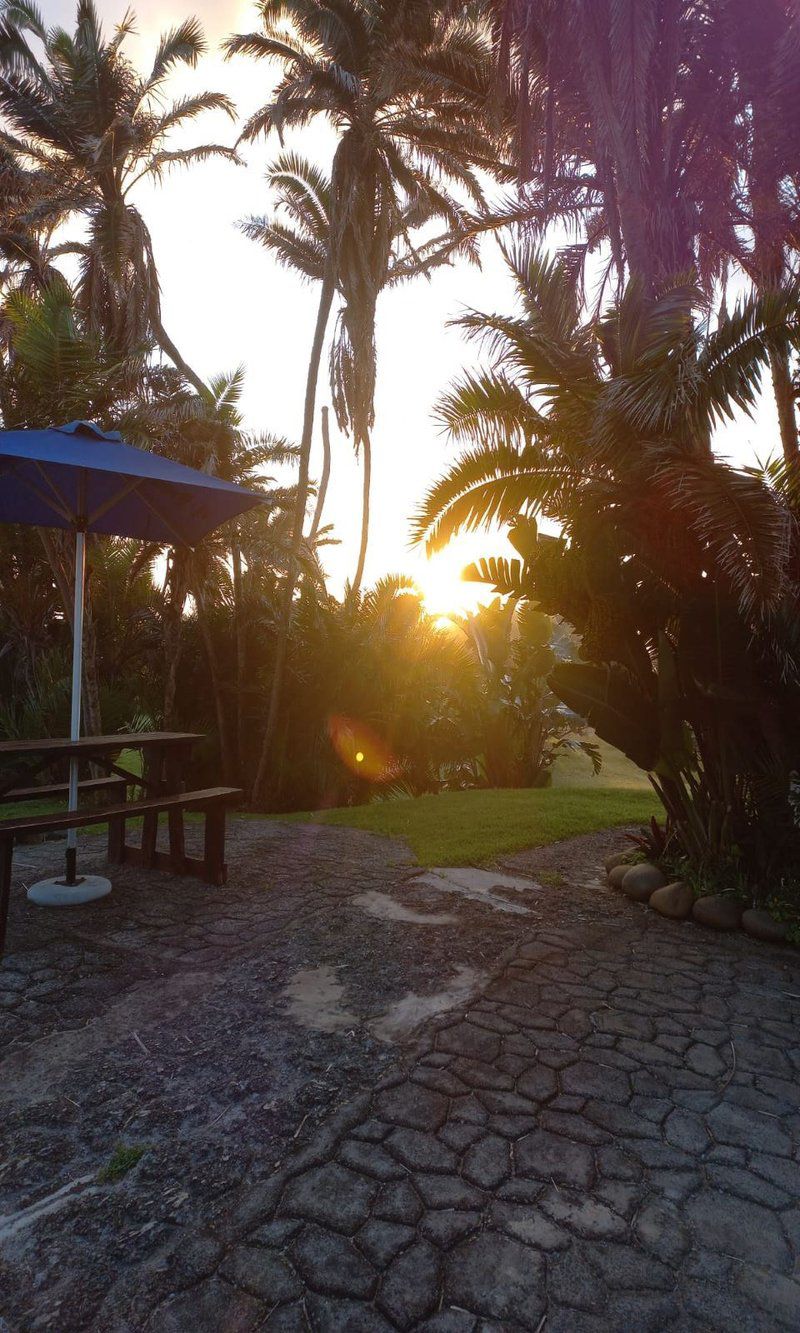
[48,0,779,607]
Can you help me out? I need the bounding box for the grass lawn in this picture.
[279,783,660,868]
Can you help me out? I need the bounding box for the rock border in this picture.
[603,854,791,946]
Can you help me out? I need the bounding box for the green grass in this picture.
[97,1143,147,1183]
[278,783,660,867]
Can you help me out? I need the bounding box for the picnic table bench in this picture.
[0,733,241,955]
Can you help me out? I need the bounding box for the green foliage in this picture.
[97,1143,146,1184]
[416,242,800,896]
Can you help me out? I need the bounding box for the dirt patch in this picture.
[282,964,359,1032]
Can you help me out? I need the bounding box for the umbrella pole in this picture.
[64,526,86,886]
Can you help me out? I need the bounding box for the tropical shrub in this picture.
[415,243,800,897]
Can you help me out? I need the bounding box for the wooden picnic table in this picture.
[0,732,203,804]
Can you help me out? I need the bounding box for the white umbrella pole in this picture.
[27,519,111,908]
[64,526,86,886]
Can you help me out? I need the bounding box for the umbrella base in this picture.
[27,875,112,907]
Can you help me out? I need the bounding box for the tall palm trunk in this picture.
[197,589,235,782]
[150,307,210,400]
[252,267,336,805]
[352,429,372,595]
[309,405,332,542]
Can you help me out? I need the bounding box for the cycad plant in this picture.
[226,0,499,802]
[0,0,237,392]
[416,241,800,893]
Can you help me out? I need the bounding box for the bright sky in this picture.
[47,0,780,613]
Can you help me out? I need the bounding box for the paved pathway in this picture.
[2,821,800,1330]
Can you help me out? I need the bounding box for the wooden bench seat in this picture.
[0,786,241,955]
[1,776,128,804]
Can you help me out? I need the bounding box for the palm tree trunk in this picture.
[352,430,372,596]
[770,348,799,467]
[308,405,332,543]
[252,268,336,805]
[197,591,235,783]
[151,310,210,400]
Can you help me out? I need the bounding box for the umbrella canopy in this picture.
[0,419,263,542]
[0,419,265,903]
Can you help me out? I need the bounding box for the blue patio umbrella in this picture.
[0,420,264,903]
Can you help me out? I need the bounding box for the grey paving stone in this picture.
[634,1196,690,1264]
[516,1127,595,1189]
[377,1240,440,1328]
[280,1162,376,1234]
[444,1232,546,1324]
[356,1218,415,1267]
[547,1245,605,1311]
[488,1200,570,1251]
[587,1241,674,1290]
[291,1225,377,1300]
[541,1189,628,1240]
[737,1265,800,1328]
[663,1108,711,1154]
[706,1162,790,1208]
[148,1279,266,1333]
[437,1022,500,1062]
[421,1209,483,1248]
[375,1082,449,1131]
[560,1059,631,1104]
[387,1128,458,1172]
[685,1189,791,1270]
[462,1134,511,1190]
[414,1173,485,1210]
[372,1178,424,1225]
[304,1292,394,1331]
[221,1245,301,1304]
[338,1138,406,1182]
[706,1101,792,1156]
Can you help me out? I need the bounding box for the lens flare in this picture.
[327,715,396,783]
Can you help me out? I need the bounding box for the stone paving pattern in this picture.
[2,820,800,1329]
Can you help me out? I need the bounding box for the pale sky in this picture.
[45,0,780,609]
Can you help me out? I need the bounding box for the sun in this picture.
[412,535,495,620]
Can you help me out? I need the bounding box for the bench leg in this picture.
[141,810,158,869]
[108,813,126,865]
[168,806,186,873]
[203,807,227,886]
[0,836,13,957]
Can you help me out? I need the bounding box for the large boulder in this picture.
[649,881,693,920]
[692,895,743,931]
[604,851,632,875]
[741,909,789,944]
[621,862,666,903]
[608,863,631,889]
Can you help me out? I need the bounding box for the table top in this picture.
[0,732,203,759]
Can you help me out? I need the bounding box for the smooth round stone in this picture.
[27,875,112,907]
[621,862,666,903]
[608,863,631,889]
[604,851,632,875]
[741,909,789,944]
[692,895,743,931]
[649,881,693,919]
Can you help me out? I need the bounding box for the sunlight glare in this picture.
[413,536,497,620]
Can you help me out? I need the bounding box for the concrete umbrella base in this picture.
[27,875,112,907]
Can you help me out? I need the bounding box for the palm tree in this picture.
[122,365,303,777]
[473,0,800,459]
[415,240,800,884]
[227,1,497,802]
[0,0,237,393]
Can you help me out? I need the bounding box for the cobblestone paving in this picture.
[2,820,800,1330]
